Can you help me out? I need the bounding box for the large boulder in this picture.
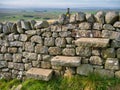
[105,11,118,24]
[35,21,49,29]
[95,11,105,24]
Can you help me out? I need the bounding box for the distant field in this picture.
[0,8,119,22]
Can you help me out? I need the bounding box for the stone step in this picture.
[75,38,109,47]
[26,68,53,81]
[51,56,81,67]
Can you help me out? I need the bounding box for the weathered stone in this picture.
[3,24,10,34]
[81,57,89,64]
[95,11,105,24]
[0,72,11,80]
[79,22,91,30]
[52,32,58,37]
[94,69,114,78]
[77,64,93,76]
[41,61,51,69]
[0,54,4,60]
[113,21,120,28]
[75,38,110,47]
[93,23,103,30]
[117,48,120,59]
[115,71,120,78]
[37,54,42,61]
[66,45,75,48]
[55,38,66,47]
[25,42,35,52]
[42,32,52,37]
[4,53,12,61]
[102,30,120,41]
[93,65,103,69]
[1,46,7,53]
[70,14,76,23]
[76,30,102,38]
[31,35,43,44]
[101,48,115,59]
[32,61,40,67]
[19,34,28,41]
[26,68,53,81]
[76,46,91,57]
[25,30,37,35]
[103,24,115,30]
[13,54,22,62]
[86,13,95,23]
[35,21,49,29]
[105,11,118,24]
[8,33,14,41]
[111,40,120,48]
[42,55,51,61]
[48,47,61,55]
[51,56,81,67]
[105,58,119,70]
[0,23,3,33]
[51,25,61,32]
[8,62,14,68]
[30,20,36,29]
[21,20,31,30]
[0,61,7,68]
[23,52,37,60]
[8,47,17,53]
[92,49,100,56]
[17,27,24,34]
[66,37,73,44]
[62,48,75,56]
[14,63,24,70]
[25,63,32,70]
[64,67,76,76]
[58,14,66,24]
[14,35,19,40]
[10,41,23,47]
[89,56,103,65]
[44,37,54,46]
[35,44,48,54]
[76,12,85,22]
[59,31,71,37]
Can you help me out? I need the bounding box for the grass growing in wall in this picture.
[0,73,120,90]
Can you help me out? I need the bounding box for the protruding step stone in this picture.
[75,38,109,47]
[26,68,53,81]
[51,56,81,67]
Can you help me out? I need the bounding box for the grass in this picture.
[0,73,120,90]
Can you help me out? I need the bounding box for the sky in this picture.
[0,0,120,9]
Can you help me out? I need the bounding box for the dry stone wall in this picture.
[0,11,120,80]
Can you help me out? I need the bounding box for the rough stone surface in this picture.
[117,48,120,59]
[55,38,66,47]
[62,48,75,56]
[86,13,95,23]
[105,11,118,24]
[41,61,51,69]
[25,42,35,52]
[94,69,114,78]
[105,58,119,70]
[21,20,31,30]
[76,46,91,57]
[79,22,91,30]
[23,52,37,60]
[115,71,120,78]
[75,38,109,47]
[13,54,22,62]
[4,53,12,61]
[0,61,7,68]
[113,21,120,28]
[111,40,120,48]
[35,21,49,29]
[89,56,103,65]
[48,47,61,55]
[92,49,100,56]
[93,23,103,30]
[10,41,23,47]
[101,48,115,59]
[77,64,93,76]
[14,63,24,70]
[51,56,81,67]
[76,12,85,22]
[19,34,28,41]
[26,68,53,81]
[102,30,120,41]
[31,35,43,44]
[95,11,105,24]
[59,31,71,37]
[103,24,115,30]
[35,44,48,54]
[44,38,54,46]
[8,47,17,53]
